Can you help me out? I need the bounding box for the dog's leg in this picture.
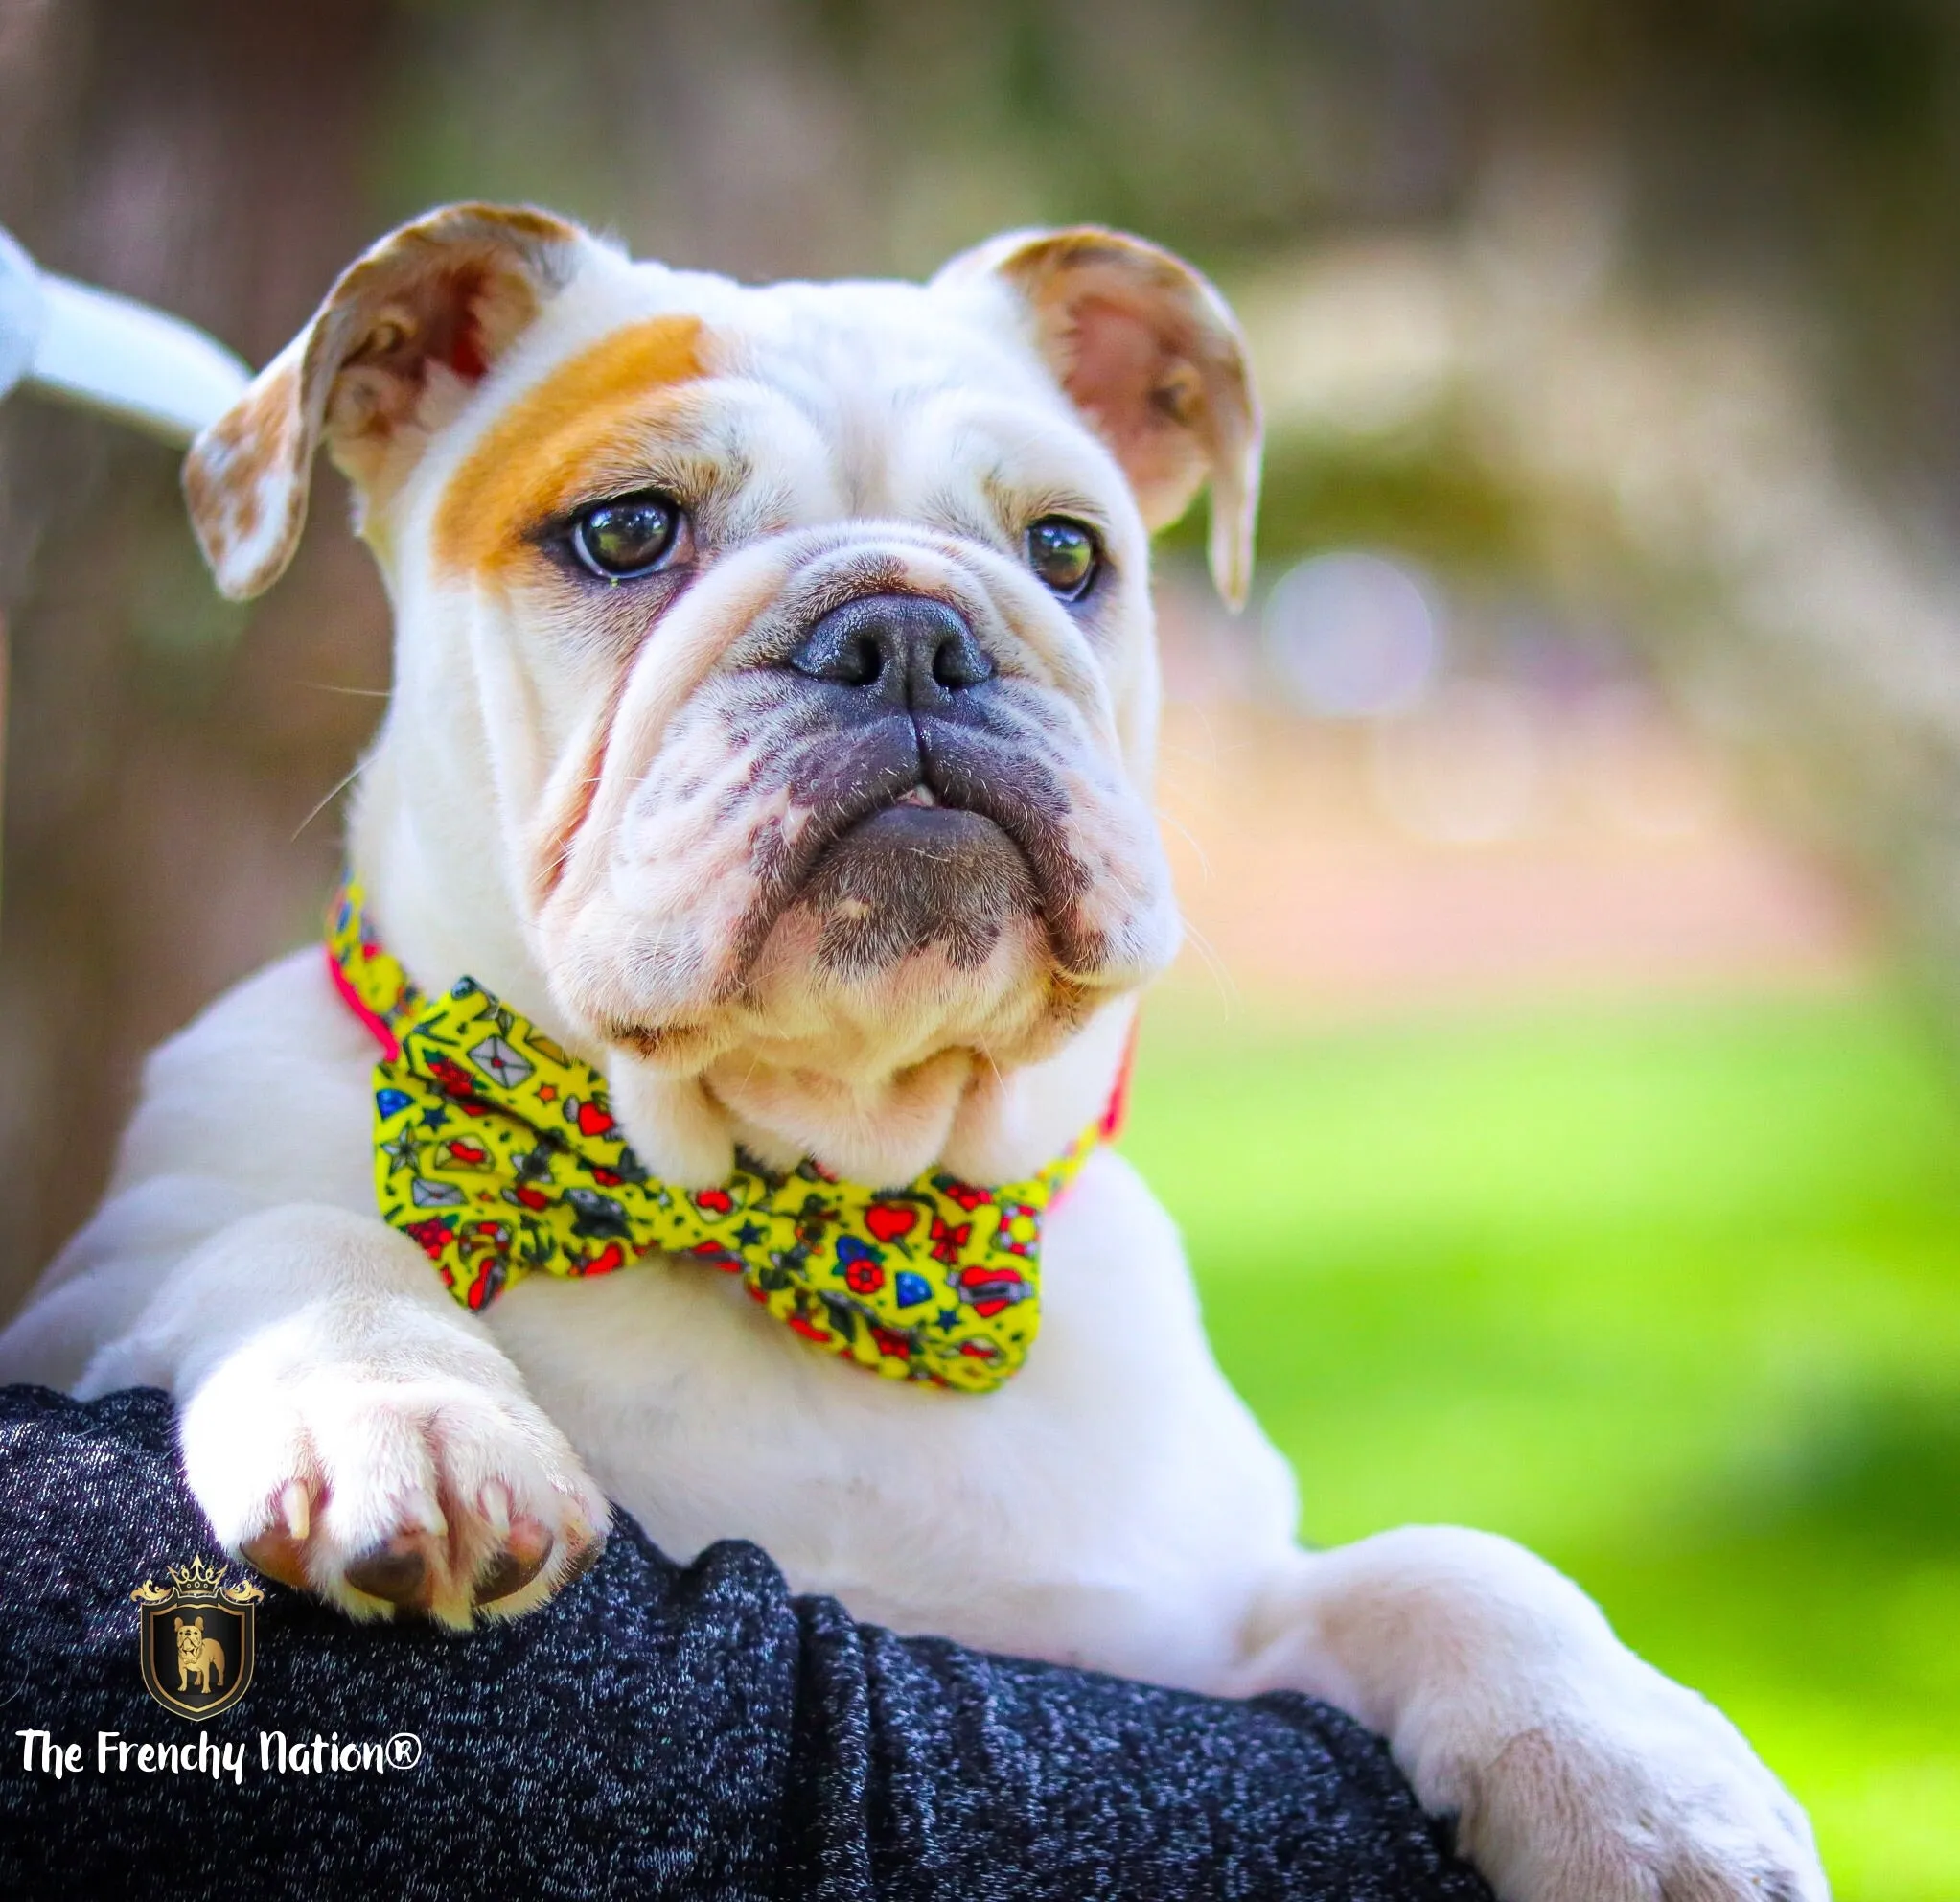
[63,1201,609,1627]
[1232,1531,1826,1902]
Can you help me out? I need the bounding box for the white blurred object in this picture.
[1263,550,1443,717]
[0,224,249,447]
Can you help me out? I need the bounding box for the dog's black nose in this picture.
[788,594,995,710]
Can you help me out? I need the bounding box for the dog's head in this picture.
[186,204,1259,1184]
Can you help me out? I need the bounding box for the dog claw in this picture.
[242,1487,596,1619]
[479,1479,513,1540]
[279,1478,311,1542]
[407,1494,447,1537]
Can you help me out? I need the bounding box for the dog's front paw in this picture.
[179,1336,610,1627]
[1441,1655,1827,1902]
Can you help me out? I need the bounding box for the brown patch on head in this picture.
[433,315,707,579]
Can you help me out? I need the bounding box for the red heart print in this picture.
[865,1203,918,1243]
[576,1100,616,1138]
[694,1187,735,1217]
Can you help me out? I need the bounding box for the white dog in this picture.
[0,205,1824,1901]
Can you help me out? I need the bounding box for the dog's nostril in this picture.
[789,593,994,707]
[838,632,884,689]
[931,622,993,690]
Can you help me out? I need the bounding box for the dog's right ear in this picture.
[934,226,1261,610]
[183,203,591,601]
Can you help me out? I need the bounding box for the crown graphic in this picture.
[166,1555,229,1595]
[131,1553,263,1607]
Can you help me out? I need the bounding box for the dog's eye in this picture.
[569,492,682,580]
[1026,517,1100,601]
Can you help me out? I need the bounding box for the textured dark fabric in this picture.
[0,1384,1490,1902]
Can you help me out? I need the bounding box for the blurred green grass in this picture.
[1122,990,1960,1902]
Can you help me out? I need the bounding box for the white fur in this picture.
[0,217,1825,1901]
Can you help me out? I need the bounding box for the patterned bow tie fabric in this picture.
[328,884,1098,1392]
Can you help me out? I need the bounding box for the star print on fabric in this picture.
[419,1103,451,1131]
[735,1220,766,1246]
[380,1130,420,1174]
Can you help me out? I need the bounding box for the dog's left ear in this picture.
[184,202,593,600]
[934,227,1261,609]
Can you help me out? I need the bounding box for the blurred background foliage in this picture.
[3,1,1960,1893]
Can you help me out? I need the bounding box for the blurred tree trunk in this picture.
[0,0,395,1314]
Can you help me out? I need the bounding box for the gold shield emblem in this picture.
[130,1555,263,1721]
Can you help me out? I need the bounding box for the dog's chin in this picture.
[796,803,1042,976]
[705,801,1085,1071]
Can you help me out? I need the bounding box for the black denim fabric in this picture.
[0,1384,1490,1901]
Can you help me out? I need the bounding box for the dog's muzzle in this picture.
[752,590,1089,975]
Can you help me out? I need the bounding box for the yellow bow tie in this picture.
[327,883,1109,1393]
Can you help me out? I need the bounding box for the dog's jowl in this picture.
[0,205,1826,1902]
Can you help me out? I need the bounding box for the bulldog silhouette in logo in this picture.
[131,1556,262,1721]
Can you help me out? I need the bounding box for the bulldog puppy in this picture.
[0,205,1824,1902]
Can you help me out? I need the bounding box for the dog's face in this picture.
[186,206,1258,1181]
